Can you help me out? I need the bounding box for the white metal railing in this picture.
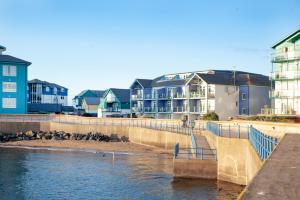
[273,50,300,62]
[173,107,187,113]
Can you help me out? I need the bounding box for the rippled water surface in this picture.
[0,147,243,200]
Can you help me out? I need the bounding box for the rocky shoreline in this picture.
[0,131,129,143]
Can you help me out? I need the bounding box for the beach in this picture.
[1,140,173,156]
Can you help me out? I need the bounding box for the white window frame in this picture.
[2,98,16,108]
[2,82,17,92]
[2,65,17,76]
[242,107,247,115]
[242,93,247,100]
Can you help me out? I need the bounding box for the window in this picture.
[2,82,16,92]
[3,65,16,76]
[2,98,16,108]
[61,88,65,92]
[61,96,64,100]
[242,108,247,115]
[242,93,247,100]
[45,87,50,92]
[53,87,57,94]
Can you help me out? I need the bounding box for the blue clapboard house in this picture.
[0,45,31,114]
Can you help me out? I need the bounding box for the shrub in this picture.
[202,112,219,121]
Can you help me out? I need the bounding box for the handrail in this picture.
[206,121,279,160]
[249,126,278,160]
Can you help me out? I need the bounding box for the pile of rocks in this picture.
[0,131,129,143]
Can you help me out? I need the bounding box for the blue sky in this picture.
[0,0,299,104]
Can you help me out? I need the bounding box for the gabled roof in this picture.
[83,97,101,105]
[0,54,31,65]
[196,70,270,87]
[272,28,300,49]
[28,79,67,90]
[75,90,105,98]
[105,88,130,103]
[136,79,153,88]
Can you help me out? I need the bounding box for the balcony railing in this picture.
[270,90,300,98]
[144,94,156,100]
[173,107,187,113]
[272,71,300,80]
[158,107,172,113]
[189,106,200,113]
[173,93,186,99]
[207,92,215,98]
[189,92,205,99]
[131,107,143,113]
[131,94,143,101]
[158,93,172,99]
[272,50,300,62]
[103,108,121,112]
[144,107,156,113]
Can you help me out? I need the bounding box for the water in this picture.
[0,147,243,200]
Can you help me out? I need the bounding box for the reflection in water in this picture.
[0,147,243,200]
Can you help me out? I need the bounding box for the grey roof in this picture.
[29,79,67,90]
[136,79,153,88]
[109,88,130,102]
[91,90,105,97]
[0,54,31,65]
[196,70,270,87]
[83,97,101,105]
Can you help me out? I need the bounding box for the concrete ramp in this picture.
[241,134,300,200]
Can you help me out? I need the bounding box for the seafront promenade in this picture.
[1,114,300,199]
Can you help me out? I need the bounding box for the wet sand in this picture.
[1,140,173,156]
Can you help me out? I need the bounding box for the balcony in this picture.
[189,92,205,99]
[270,90,300,98]
[144,107,156,113]
[173,93,186,99]
[158,107,172,113]
[189,106,200,113]
[144,94,156,100]
[272,50,300,63]
[272,71,300,81]
[173,106,187,113]
[207,92,215,98]
[102,108,121,112]
[158,93,172,100]
[131,94,143,101]
[131,107,143,113]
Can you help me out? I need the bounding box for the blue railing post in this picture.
[200,148,204,160]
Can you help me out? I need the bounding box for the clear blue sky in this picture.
[1,0,299,104]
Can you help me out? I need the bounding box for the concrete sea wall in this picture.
[0,121,190,150]
[202,130,263,185]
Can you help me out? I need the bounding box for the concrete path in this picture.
[195,135,216,160]
[241,134,300,200]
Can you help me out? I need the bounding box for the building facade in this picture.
[73,90,104,110]
[130,70,271,120]
[82,97,101,116]
[28,79,68,106]
[271,29,300,115]
[0,45,31,114]
[98,88,130,118]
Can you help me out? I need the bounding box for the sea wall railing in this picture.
[173,144,217,160]
[0,115,192,135]
[249,126,278,160]
[206,121,250,139]
[206,121,279,160]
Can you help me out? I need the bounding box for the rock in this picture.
[25,130,35,137]
[110,134,120,142]
[121,136,129,142]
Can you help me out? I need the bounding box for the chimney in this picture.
[0,45,6,55]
